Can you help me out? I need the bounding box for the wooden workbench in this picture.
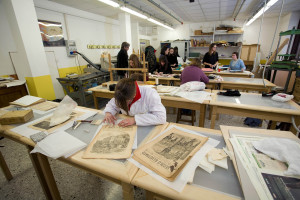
[210,90,300,134]
[131,123,242,200]
[173,69,254,78]
[88,83,211,127]
[0,106,167,200]
[218,77,276,92]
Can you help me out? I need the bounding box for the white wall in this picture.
[0,0,17,76]
[139,14,298,60]
[34,0,121,69]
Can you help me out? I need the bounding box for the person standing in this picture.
[167,47,178,69]
[203,43,219,69]
[117,42,130,79]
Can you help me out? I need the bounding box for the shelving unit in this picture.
[268,28,300,93]
[189,25,243,60]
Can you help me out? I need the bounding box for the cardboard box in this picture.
[194,30,202,35]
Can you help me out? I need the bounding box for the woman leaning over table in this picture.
[181,57,209,84]
[228,52,246,71]
[203,43,219,69]
[102,78,166,126]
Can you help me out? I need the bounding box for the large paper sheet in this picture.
[129,125,219,192]
[10,108,97,138]
[31,130,86,159]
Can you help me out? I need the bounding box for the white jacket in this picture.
[103,86,167,126]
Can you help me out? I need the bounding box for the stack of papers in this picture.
[10,95,45,107]
[229,133,300,200]
[129,125,219,192]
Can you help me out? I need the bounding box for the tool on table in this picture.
[72,119,102,129]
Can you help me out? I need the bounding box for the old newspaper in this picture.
[82,125,137,159]
[133,127,208,181]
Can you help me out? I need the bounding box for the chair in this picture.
[176,109,196,126]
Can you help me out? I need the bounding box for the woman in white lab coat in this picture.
[103,78,166,127]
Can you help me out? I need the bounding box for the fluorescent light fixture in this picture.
[246,0,278,26]
[38,22,62,27]
[120,7,147,19]
[147,18,174,30]
[98,0,119,8]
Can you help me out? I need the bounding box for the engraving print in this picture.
[83,124,137,159]
[91,134,130,154]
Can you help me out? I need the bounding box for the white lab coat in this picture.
[103,86,167,126]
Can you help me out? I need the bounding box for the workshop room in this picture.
[1,0,300,199]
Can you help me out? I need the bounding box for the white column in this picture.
[131,22,139,53]
[3,0,56,100]
[3,0,50,80]
[118,12,132,55]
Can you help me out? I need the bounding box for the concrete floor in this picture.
[0,97,269,200]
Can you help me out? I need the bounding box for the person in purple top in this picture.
[181,57,209,85]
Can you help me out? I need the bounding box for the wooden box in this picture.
[0,109,33,125]
[194,30,202,35]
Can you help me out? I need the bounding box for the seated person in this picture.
[167,47,178,69]
[155,55,172,75]
[103,78,166,126]
[229,52,246,71]
[181,57,209,84]
[129,54,142,68]
[130,73,149,82]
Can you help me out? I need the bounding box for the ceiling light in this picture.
[246,0,278,26]
[98,0,119,8]
[120,7,147,19]
[147,18,174,30]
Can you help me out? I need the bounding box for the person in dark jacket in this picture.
[145,46,157,74]
[155,55,172,74]
[203,43,219,68]
[160,45,169,57]
[174,46,180,57]
[167,47,178,69]
[117,42,130,79]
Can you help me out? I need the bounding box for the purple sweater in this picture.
[181,65,209,85]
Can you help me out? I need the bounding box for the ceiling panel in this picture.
[49,0,300,25]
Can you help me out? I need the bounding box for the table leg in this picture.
[284,69,292,93]
[210,106,217,129]
[0,151,13,181]
[199,105,206,127]
[271,70,277,83]
[145,190,170,200]
[290,116,300,135]
[270,121,277,130]
[121,182,134,200]
[27,146,61,200]
[93,93,99,109]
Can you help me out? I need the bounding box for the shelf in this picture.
[214,33,243,35]
[190,35,213,37]
[279,29,300,36]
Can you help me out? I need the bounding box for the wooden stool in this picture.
[176,108,196,126]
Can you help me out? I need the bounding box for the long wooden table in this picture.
[173,69,254,78]
[89,83,211,127]
[149,76,275,92]
[131,123,242,200]
[210,90,300,134]
[0,106,167,200]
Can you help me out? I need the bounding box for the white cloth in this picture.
[272,93,294,102]
[253,138,300,176]
[104,86,166,126]
[180,81,206,92]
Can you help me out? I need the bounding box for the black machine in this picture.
[57,51,109,106]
